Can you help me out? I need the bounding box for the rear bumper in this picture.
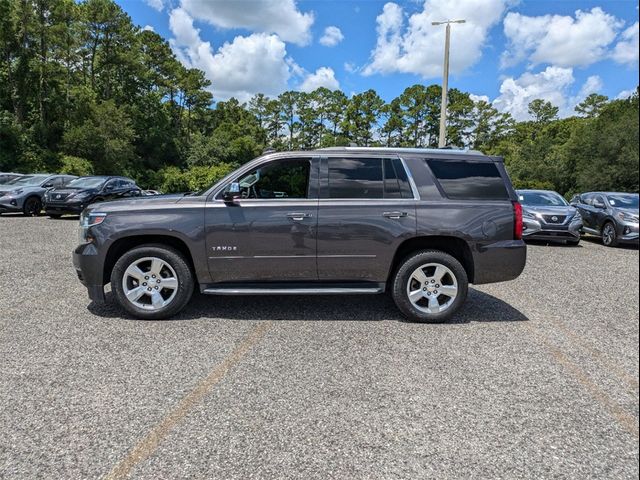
[73,242,106,303]
[472,239,527,285]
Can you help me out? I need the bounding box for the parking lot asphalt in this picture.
[0,215,638,479]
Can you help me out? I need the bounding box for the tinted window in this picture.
[427,159,509,200]
[384,159,413,199]
[237,159,310,199]
[329,158,383,199]
[607,193,639,209]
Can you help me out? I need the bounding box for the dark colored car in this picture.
[0,174,77,215]
[570,192,639,247]
[44,176,142,218]
[517,189,582,245]
[73,147,527,322]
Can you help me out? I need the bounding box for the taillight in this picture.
[513,201,523,240]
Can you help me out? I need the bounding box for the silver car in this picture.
[517,189,582,245]
[0,174,77,216]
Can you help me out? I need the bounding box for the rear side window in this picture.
[426,159,509,200]
[328,158,413,199]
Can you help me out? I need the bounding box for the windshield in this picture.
[66,177,106,189]
[607,194,639,209]
[7,175,49,187]
[518,191,568,207]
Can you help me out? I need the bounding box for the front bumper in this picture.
[617,221,639,244]
[0,195,24,212]
[45,201,86,215]
[73,242,106,303]
[522,216,582,242]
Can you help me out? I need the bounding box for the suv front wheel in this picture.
[111,245,194,320]
[392,250,468,323]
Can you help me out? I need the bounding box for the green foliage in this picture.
[59,155,94,176]
[0,0,637,198]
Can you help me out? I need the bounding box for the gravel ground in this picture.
[0,215,638,479]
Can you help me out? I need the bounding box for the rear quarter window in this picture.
[426,159,509,201]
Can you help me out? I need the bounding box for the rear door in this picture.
[316,155,417,281]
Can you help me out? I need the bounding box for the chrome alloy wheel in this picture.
[122,257,179,311]
[603,223,616,246]
[406,263,459,314]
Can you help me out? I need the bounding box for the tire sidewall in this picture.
[111,245,194,319]
[602,222,617,247]
[23,196,42,216]
[392,250,469,323]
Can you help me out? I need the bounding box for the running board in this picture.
[202,286,384,295]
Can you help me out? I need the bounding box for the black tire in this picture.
[48,214,63,219]
[601,221,618,247]
[566,238,580,246]
[111,244,194,320]
[392,250,468,323]
[23,196,42,216]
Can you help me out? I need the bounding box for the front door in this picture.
[317,156,417,281]
[205,157,319,283]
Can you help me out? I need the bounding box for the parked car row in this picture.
[517,189,639,247]
[0,174,159,217]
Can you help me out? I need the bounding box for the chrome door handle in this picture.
[287,212,313,221]
[383,211,408,219]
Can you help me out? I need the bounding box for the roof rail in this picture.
[317,146,484,155]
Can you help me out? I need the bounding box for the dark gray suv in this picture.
[571,192,639,247]
[73,148,527,322]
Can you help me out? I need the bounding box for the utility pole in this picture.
[432,19,465,148]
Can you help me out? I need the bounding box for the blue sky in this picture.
[118,0,638,119]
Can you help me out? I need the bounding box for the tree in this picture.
[575,93,608,118]
[528,99,559,123]
[342,89,384,146]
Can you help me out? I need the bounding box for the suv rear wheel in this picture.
[392,250,468,323]
[111,245,194,319]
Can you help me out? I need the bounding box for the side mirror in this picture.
[222,182,241,202]
[593,200,605,209]
[43,182,54,189]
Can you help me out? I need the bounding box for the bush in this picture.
[157,163,237,193]
[59,155,94,176]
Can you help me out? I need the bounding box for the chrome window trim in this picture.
[398,157,420,200]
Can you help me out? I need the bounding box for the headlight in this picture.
[78,212,107,243]
[522,210,536,219]
[617,212,639,223]
[70,193,90,201]
[11,188,23,195]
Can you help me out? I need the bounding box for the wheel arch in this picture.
[103,234,196,285]
[388,236,475,285]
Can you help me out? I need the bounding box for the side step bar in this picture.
[202,287,384,295]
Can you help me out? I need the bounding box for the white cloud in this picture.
[319,26,344,47]
[142,25,155,32]
[617,88,636,100]
[179,0,314,46]
[299,67,340,92]
[145,0,164,11]
[612,21,639,65]
[502,8,622,68]
[493,66,575,120]
[169,8,292,101]
[363,0,508,78]
[469,94,490,103]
